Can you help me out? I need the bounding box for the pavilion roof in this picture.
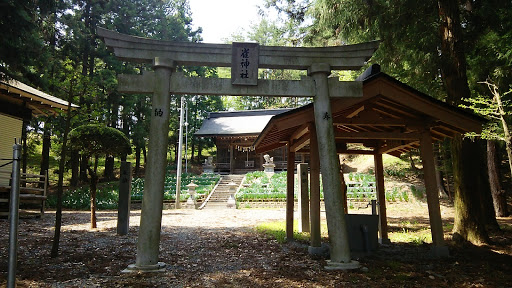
[0,78,78,117]
[254,65,485,157]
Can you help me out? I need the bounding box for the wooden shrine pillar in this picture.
[420,129,449,257]
[373,148,389,243]
[286,145,296,240]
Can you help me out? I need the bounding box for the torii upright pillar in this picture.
[309,63,359,270]
[125,58,174,272]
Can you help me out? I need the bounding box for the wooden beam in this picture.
[290,124,310,141]
[290,133,310,152]
[334,131,421,140]
[380,140,418,154]
[340,149,375,155]
[254,141,287,154]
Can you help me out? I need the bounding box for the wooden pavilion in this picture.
[253,64,485,256]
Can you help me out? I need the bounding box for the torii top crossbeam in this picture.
[97,27,379,70]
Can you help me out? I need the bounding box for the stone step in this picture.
[202,174,244,209]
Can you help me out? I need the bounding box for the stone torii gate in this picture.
[97,28,379,271]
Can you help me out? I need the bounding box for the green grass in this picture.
[389,227,432,244]
[255,220,311,243]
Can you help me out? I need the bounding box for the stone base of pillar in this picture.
[122,262,166,273]
[379,238,391,245]
[324,260,360,270]
[429,245,449,258]
[308,243,329,257]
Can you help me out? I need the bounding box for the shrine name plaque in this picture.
[231,42,259,86]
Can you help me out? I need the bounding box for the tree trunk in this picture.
[433,147,449,198]
[80,154,88,183]
[39,120,51,188]
[438,0,493,244]
[70,150,79,187]
[88,156,99,229]
[135,145,141,175]
[104,155,114,180]
[451,137,489,244]
[442,139,452,198]
[198,140,203,162]
[487,140,509,217]
[142,145,147,167]
[51,76,75,258]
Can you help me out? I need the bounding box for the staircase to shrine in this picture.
[201,175,245,209]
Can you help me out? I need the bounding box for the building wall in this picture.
[0,114,22,186]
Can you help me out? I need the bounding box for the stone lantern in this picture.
[226,180,238,208]
[186,181,199,209]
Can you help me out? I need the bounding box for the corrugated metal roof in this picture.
[196,109,290,136]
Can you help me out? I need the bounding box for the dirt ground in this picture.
[1,202,511,288]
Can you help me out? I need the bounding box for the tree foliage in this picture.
[68,124,131,158]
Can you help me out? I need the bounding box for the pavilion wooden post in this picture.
[374,146,389,243]
[129,58,174,271]
[297,163,310,233]
[308,124,322,251]
[420,129,449,257]
[286,146,296,241]
[309,63,357,269]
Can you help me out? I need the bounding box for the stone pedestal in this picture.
[203,166,214,174]
[263,163,275,173]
